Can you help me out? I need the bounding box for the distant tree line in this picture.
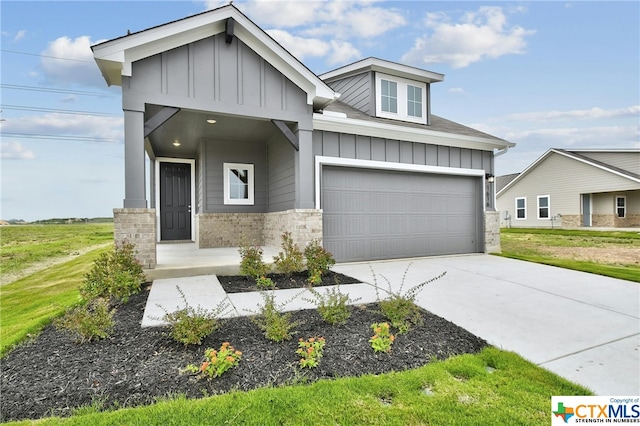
[2,218,113,225]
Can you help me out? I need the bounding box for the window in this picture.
[407,85,422,117]
[375,72,427,124]
[515,197,526,219]
[380,79,397,113]
[223,163,254,205]
[616,196,626,218]
[537,195,550,219]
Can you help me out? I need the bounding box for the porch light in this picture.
[485,173,495,183]
[206,119,217,124]
[172,140,181,147]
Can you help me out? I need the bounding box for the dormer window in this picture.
[375,72,427,124]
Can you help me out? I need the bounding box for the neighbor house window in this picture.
[616,196,626,218]
[223,163,254,205]
[380,79,397,113]
[515,197,526,219]
[407,85,422,117]
[375,72,427,124]
[537,195,550,219]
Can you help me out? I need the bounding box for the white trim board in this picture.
[154,157,196,242]
[314,155,486,210]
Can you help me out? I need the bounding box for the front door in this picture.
[160,162,191,240]
[582,194,591,227]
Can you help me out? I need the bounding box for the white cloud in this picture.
[14,29,26,42]
[2,113,124,143]
[448,87,468,95]
[402,6,535,68]
[327,40,361,65]
[505,126,639,147]
[266,29,360,65]
[40,36,107,87]
[1,141,35,160]
[506,105,640,122]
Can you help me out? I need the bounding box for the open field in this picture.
[1,223,113,283]
[499,228,640,282]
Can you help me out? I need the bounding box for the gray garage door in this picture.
[322,166,483,262]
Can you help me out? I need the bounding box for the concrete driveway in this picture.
[333,254,640,395]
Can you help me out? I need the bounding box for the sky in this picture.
[1,0,638,221]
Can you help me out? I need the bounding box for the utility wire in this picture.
[1,84,111,97]
[1,132,120,143]
[0,49,94,63]
[1,105,120,117]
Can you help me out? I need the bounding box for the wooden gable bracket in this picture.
[225,18,235,44]
[144,107,180,138]
[271,120,299,151]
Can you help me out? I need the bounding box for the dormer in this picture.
[320,57,444,126]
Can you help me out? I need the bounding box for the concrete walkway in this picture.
[142,254,640,396]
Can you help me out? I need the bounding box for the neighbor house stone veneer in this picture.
[484,211,501,253]
[113,208,156,269]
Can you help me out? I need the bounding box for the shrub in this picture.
[296,337,326,369]
[251,291,300,342]
[54,298,115,343]
[185,342,242,379]
[256,276,275,290]
[238,243,268,279]
[369,322,394,353]
[81,241,145,303]
[273,232,304,275]
[305,286,359,325]
[159,286,229,346]
[304,239,335,285]
[373,263,446,334]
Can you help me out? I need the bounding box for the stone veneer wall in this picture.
[113,208,156,269]
[560,215,581,228]
[263,209,323,249]
[484,210,501,253]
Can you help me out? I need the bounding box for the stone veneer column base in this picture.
[113,208,156,269]
[484,210,501,253]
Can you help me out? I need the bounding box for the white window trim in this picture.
[223,163,254,205]
[154,157,196,242]
[616,196,626,218]
[515,197,527,220]
[375,72,427,125]
[537,195,550,220]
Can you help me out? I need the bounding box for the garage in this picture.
[322,166,484,262]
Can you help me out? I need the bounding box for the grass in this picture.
[0,246,111,357]
[7,347,590,426]
[0,223,113,277]
[499,228,640,282]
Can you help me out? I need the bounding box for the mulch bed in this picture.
[0,280,487,422]
[218,270,361,293]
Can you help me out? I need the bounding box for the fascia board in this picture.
[321,58,444,84]
[553,149,640,184]
[313,113,512,151]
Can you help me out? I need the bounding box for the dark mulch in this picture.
[218,270,360,293]
[0,284,487,422]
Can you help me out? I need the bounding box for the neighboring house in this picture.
[496,149,640,229]
[91,5,513,268]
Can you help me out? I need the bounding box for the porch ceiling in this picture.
[145,104,282,158]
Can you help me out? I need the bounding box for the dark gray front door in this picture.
[322,166,482,262]
[582,194,591,227]
[160,162,191,241]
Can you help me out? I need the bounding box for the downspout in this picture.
[494,146,510,157]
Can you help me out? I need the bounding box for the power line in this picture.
[1,132,121,143]
[0,84,112,97]
[0,49,94,63]
[1,105,120,117]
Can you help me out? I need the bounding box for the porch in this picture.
[144,243,280,281]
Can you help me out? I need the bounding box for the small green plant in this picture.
[373,263,446,334]
[369,322,394,353]
[54,298,115,343]
[305,286,359,325]
[185,342,242,379]
[256,276,275,290]
[273,232,304,275]
[296,337,326,369]
[159,286,229,346]
[250,291,301,342]
[81,241,145,303]
[238,243,268,279]
[304,239,335,285]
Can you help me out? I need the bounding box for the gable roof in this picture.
[496,173,520,193]
[91,4,337,108]
[497,148,640,196]
[320,57,444,84]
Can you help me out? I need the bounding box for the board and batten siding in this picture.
[576,152,640,175]
[312,131,493,172]
[266,133,295,212]
[325,72,374,116]
[201,138,267,213]
[497,152,640,227]
[124,33,310,123]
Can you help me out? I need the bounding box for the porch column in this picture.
[293,127,314,209]
[123,108,147,208]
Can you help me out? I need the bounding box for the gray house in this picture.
[496,148,640,229]
[91,5,513,268]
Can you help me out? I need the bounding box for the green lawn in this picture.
[499,228,640,282]
[1,223,113,277]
